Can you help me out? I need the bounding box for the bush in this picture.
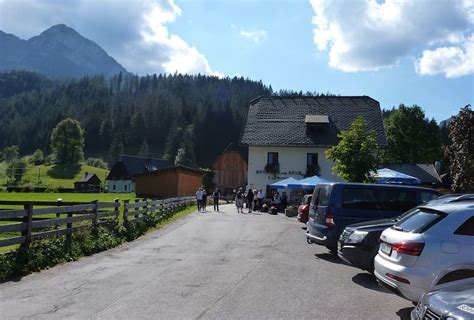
[29,149,44,165]
[6,159,27,183]
[86,157,108,169]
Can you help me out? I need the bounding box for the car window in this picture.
[374,189,418,212]
[454,216,474,236]
[304,195,312,205]
[393,208,445,233]
[342,187,378,210]
[318,186,330,206]
[421,191,439,204]
[437,269,474,285]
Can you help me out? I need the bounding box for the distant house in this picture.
[212,143,248,195]
[240,96,387,195]
[74,172,101,193]
[135,166,206,198]
[106,155,172,193]
[382,163,442,187]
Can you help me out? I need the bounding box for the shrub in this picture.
[86,157,108,169]
[29,149,45,165]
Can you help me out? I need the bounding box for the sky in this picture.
[0,0,473,122]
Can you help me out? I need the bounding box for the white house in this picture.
[106,155,171,193]
[240,95,387,196]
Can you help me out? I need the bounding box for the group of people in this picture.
[235,188,265,213]
[195,187,222,212]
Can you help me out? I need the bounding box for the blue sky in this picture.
[0,0,472,121]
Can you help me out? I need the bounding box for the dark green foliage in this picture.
[0,71,271,166]
[3,145,19,163]
[137,139,151,157]
[326,117,379,182]
[382,105,442,164]
[445,105,474,192]
[50,118,85,166]
[6,158,27,183]
[201,169,215,191]
[108,132,124,167]
[30,149,44,165]
[86,157,108,169]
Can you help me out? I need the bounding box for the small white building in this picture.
[240,95,387,196]
[106,155,171,193]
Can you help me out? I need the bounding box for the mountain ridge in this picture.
[0,24,128,77]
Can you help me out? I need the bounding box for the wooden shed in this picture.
[212,143,248,195]
[135,166,205,198]
[74,172,101,193]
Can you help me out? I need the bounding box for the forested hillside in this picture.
[0,71,272,166]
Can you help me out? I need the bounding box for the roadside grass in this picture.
[0,162,109,189]
[0,192,135,204]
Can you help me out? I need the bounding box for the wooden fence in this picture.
[0,196,195,249]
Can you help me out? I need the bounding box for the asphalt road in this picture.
[0,204,413,319]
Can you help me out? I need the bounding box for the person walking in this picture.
[246,188,254,213]
[195,188,203,212]
[212,188,221,211]
[235,188,244,213]
[202,189,208,212]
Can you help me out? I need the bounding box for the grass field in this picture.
[0,192,136,204]
[4,163,109,189]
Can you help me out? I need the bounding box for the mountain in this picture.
[0,24,127,77]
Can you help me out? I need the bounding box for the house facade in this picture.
[212,143,248,195]
[240,96,387,196]
[135,166,205,198]
[106,155,171,193]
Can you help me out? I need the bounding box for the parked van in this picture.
[305,183,440,251]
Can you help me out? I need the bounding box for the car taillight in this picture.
[392,242,425,256]
[325,214,335,227]
[302,205,309,214]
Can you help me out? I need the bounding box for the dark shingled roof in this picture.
[240,96,386,147]
[106,155,172,180]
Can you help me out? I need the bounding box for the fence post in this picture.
[114,198,120,222]
[92,200,98,237]
[135,199,140,220]
[56,198,62,229]
[65,206,73,249]
[123,199,129,226]
[143,199,149,217]
[20,203,33,250]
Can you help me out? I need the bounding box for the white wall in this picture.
[247,146,343,195]
[107,180,135,193]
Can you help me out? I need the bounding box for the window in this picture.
[437,269,474,285]
[454,216,474,236]
[393,208,445,233]
[307,153,318,167]
[124,184,128,191]
[113,184,116,191]
[267,152,278,165]
[421,191,439,204]
[342,187,379,210]
[318,186,330,206]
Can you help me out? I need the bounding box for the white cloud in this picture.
[310,0,474,77]
[0,0,221,76]
[232,25,267,44]
[415,35,474,78]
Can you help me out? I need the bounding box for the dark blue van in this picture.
[305,183,440,251]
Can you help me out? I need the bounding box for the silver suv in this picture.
[374,196,474,302]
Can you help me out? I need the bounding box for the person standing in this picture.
[202,189,208,212]
[212,188,221,211]
[246,188,254,213]
[273,191,281,212]
[281,191,288,212]
[253,190,258,212]
[257,189,265,211]
[195,188,203,212]
[235,188,244,213]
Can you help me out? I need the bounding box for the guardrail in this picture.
[0,196,195,249]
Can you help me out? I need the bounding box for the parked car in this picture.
[297,194,312,224]
[337,194,474,273]
[305,182,440,251]
[374,200,474,302]
[411,279,474,320]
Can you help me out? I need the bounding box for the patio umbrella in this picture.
[287,175,331,190]
[270,177,298,189]
[373,168,422,185]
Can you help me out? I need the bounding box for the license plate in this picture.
[380,242,392,255]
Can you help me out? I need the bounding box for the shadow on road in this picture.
[351,273,388,293]
[396,307,413,320]
[314,253,345,265]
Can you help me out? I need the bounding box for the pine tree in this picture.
[108,132,124,167]
[138,138,151,157]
